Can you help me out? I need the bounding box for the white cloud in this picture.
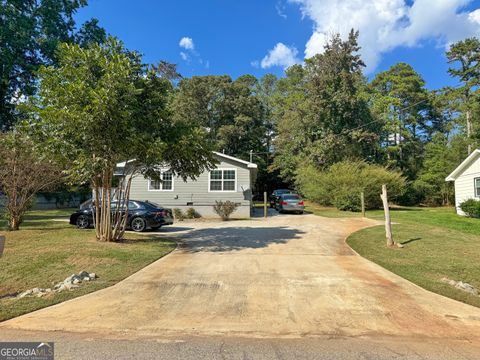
[289,0,480,73]
[469,8,480,24]
[260,43,300,69]
[276,1,288,19]
[251,60,260,68]
[179,52,188,61]
[179,37,194,50]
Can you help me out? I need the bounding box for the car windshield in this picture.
[283,194,299,200]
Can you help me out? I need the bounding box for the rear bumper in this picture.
[280,205,305,212]
[161,217,174,225]
[147,216,174,227]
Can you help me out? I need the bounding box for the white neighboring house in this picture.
[446,149,480,215]
[117,152,258,219]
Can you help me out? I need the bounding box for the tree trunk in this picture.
[93,178,101,240]
[466,109,472,154]
[112,173,132,241]
[8,216,21,231]
[93,167,115,242]
[381,185,394,247]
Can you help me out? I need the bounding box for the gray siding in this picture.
[129,158,254,218]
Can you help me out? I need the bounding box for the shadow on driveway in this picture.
[179,226,305,253]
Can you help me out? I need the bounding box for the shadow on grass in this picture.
[119,237,176,245]
[400,237,422,245]
[23,214,70,221]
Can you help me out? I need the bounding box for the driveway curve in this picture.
[2,214,480,341]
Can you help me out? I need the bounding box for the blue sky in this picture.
[75,0,480,90]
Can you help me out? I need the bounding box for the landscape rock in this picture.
[16,271,98,299]
[441,277,479,296]
[79,271,90,278]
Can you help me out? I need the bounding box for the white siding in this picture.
[453,156,480,215]
[128,158,254,219]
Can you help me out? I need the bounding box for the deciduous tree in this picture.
[0,131,62,230]
[0,0,104,130]
[30,37,214,242]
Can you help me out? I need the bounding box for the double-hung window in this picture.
[209,169,236,192]
[148,170,174,191]
[475,178,480,197]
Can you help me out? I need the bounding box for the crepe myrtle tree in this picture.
[0,130,63,230]
[29,37,215,242]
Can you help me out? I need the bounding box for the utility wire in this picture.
[338,83,465,137]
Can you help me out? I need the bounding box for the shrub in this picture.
[185,207,200,219]
[296,161,406,211]
[173,208,185,221]
[459,199,480,218]
[213,200,240,221]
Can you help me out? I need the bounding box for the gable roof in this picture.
[213,151,257,169]
[446,149,480,181]
[116,152,257,170]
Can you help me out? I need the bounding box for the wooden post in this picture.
[360,191,365,217]
[381,185,394,247]
[264,191,268,218]
[0,234,5,257]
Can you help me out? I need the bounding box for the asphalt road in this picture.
[2,329,480,360]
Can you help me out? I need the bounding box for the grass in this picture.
[307,203,480,308]
[307,201,480,235]
[0,209,176,321]
[347,222,480,308]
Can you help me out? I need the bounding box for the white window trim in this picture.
[475,177,480,197]
[147,170,175,192]
[208,168,237,193]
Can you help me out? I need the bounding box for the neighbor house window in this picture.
[475,178,480,197]
[209,169,236,192]
[148,171,174,191]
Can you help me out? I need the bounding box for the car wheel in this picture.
[131,217,146,232]
[298,211,304,215]
[76,215,89,229]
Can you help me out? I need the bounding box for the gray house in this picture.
[121,152,258,218]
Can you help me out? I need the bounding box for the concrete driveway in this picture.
[2,214,480,342]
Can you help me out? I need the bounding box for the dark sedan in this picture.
[70,200,174,232]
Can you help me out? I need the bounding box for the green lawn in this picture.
[0,209,176,321]
[310,204,480,308]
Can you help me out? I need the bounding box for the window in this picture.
[148,171,174,191]
[110,201,138,210]
[209,169,236,192]
[475,178,480,197]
